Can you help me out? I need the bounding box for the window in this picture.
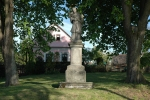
[46,52,53,62]
[62,53,68,62]
[46,53,51,62]
[56,34,60,41]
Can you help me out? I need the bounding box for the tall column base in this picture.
[66,65,86,82]
[59,40,93,89]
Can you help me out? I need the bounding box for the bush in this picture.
[0,65,5,78]
[17,65,26,76]
[95,65,106,72]
[25,58,45,75]
[25,62,36,75]
[84,64,107,73]
[59,62,69,73]
[34,57,45,74]
[45,61,56,74]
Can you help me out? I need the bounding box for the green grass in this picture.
[0,72,150,100]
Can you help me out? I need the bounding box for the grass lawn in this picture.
[0,72,150,100]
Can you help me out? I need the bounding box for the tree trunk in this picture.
[126,30,146,83]
[4,0,19,86]
[121,0,150,84]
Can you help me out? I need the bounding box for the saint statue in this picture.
[69,7,84,41]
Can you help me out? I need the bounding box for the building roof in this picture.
[55,25,71,38]
[33,24,71,48]
[49,24,71,48]
[50,41,70,48]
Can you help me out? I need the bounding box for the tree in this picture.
[92,47,108,65]
[82,48,93,64]
[0,0,19,86]
[83,47,108,65]
[66,0,150,83]
[0,0,66,86]
[14,0,65,52]
[121,0,150,83]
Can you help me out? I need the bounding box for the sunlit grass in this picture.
[0,72,150,100]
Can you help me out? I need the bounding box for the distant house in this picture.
[33,25,71,62]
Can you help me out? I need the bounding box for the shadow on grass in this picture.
[23,82,44,84]
[96,87,134,100]
[52,83,60,88]
[0,74,65,100]
[0,84,63,100]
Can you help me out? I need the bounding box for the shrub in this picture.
[34,57,45,74]
[0,65,5,78]
[25,62,36,75]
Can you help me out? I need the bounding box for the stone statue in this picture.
[59,7,93,89]
[69,7,84,41]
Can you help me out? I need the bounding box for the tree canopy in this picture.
[14,0,67,52]
[66,0,150,83]
[0,0,67,86]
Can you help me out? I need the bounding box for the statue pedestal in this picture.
[59,40,93,89]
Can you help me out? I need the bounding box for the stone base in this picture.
[59,82,93,89]
[66,65,86,82]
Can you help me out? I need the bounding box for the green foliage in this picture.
[15,53,26,66]
[13,0,65,53]
[74,0,145,54]
[25,62,36,75]
[45,52,56,74]
[82,48,93,63]
[140,52,150,68]
[125,0,132,6]
[83,47,108,65]
[111,6,124,22]
[24,57,45,75]
[80,1,127,54]
[143,30,150,52]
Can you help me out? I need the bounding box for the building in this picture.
[33,25,71,62]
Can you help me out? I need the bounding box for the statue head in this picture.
[72,7,77,13]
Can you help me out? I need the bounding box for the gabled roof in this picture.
[48,24,71,48]
[33,24,71,48]
[48,24,71,38]
[55,25,71,38]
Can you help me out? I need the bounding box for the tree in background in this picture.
[140,52,150,72]
[82,48,93,65]
[83,47,108,65]
[92,47,108,65]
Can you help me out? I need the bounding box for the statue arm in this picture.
[69,12,75,23]
[80,14,84,23]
